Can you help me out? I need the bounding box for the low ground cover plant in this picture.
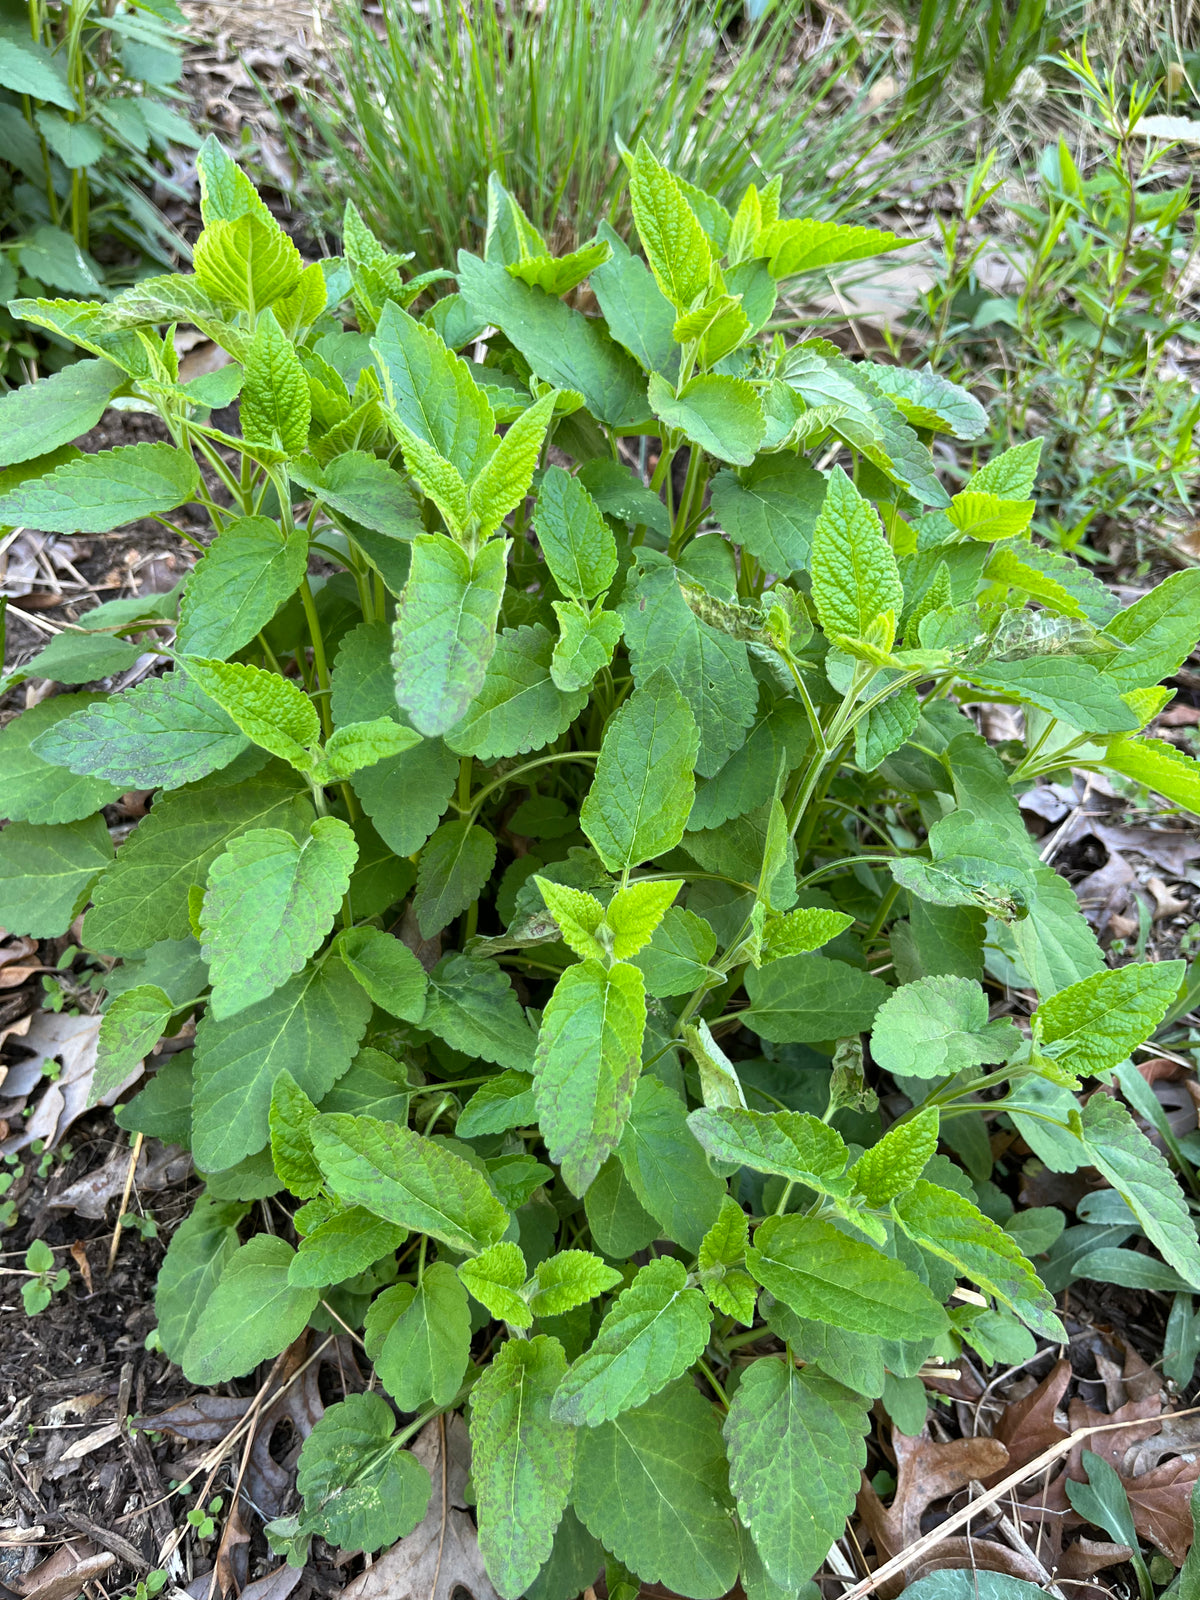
[3,139,1200,1597]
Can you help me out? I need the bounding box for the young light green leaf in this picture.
[31,671,250,791]
[392,533,507,737]
[809,466,903,642]
[185,656,320,768]
[182,1235,319,1383]
[316,716,422,781]
[571,1379,740,1600]
[92,984,175,1108]
[294,1392,431,1554]
[458,1241,531,1327]
[373,1262,472,1409]
[201,818,357,1018]
[310,1111,509,1253]
[551,600,623,692]
[870,975,1021,1080]
[741,953,888,1043]
[193,214,303,315]
[529,1250,623,1320]
[0,441,200,533]
[336,925,427,1022]
[85,769,312,956]
[471,1336,575,1600]
[762,907,854,960]
[687,1107,850,1194]
[1100,569,1200,693]
[605,879,682,959]
[469,390,556,537]
[760,217,906,278]
[268,1069,322,1198]
[629,142,712,311]
[616,1074,725,1252]
[849,1106,939,1206]
[580,672,698,871]
[370,300,495,477]
[1036,960,1184,1080]
[647,372,765,467]
[535,877,605,962]
[550,1256,711,1426]
[0,814,113,938]
[747,1213,949,1339]
[724,1359,869,1589]
[534,466,617,600]
[534,958,646,1196]
[946,491,1034,541]
[242,310,311,457]
[1104,735,1200,816]
[892,1180,1066,1338]
[965,437,1042,499]
[177,518,309,660]
[444,622,588,762]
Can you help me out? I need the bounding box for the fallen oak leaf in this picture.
[1120,1454,1200,1566]
[985,1357,1071,1485]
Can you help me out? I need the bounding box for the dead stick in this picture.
[107,1132,143,1274]
[838,1403,1200,1600]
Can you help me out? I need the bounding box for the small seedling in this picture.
[21,1240,69,1316]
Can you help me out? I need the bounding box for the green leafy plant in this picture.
[3,136,1200,1597]
[0,0,199,379]
[282,0,900,273]
[20,1237,68,1313]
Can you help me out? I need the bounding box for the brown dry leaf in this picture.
[856,1430,1010,1596]
[50,1141,190,1219]
[14,1542,116,1600]
[1122,1455,1200,1565]
[899,1539,1051,1589]
[339,1416,500,1600]
[987,1358,1071,1484]
[1057,1536,1134,1578]
[238,1567,303,1600]
[214,1498,251,1595]
[0,1010,141,1153]
[68,1241,93,1294]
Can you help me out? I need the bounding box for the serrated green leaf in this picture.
[605,879,681,959]
[392,533,507,737]
[295,1392,431,1552]
[534,958,647,1196]
[458,1240,531,1327]
[92,984,174,1108]
[269,1069,322,1197]
[725,1359,869,1588]
[762,907,854,960]
[870,975,1021,1079]
[316,716,422,782]
[373,1261,472,1407]
[288,1206,407,1287]
[241,310,310,457]
[311,1111,509,1253]
[647,372,765,467]
[616,1074,725,1252]
[961,657,1139,735]
[457,1072,537,1138]
[0,358,123,469]
[850,1106,939,1206]
[946,491,1034,541]
[470,391,556,537]
[760,217,906,278]
[581,672,698,871]
[865,365,986,440]
[1036,960,1184,1080]
[966,438,1042,499]
[551,1256,711,1426]
[423,952,538,1070]
[709,456,826,575]
[0,695,122,823]
[551,600,623,692]
[855,685,920,772]
[182,1235,318,1382]
[529,1250,623,1320]
[535,878,605,961]
[185,656,321,768]
[200,817,357,1017]
[336,925,427,1022]
[192,953,371,1172]
[809,466,903,642]
[0,441,199,533]
[741,953,888,1043]
[31,671,250,790]
[620,555,757,778]
[571,1379,739,1600]
[1074,1095,1200,1289]
[413,820,497,937]
[0,812,112,938]
[534,466,617,600]
[892,1179,1065,1337]
[84,768,311,955]
[371,300,495,477]
[1104,735,1200,816]
[155,1194,247,1362]
[193,214,303,314]
[1100,570,1200,692]
[632,906,718,997]
[177,517,308,659]
[746,1213,949,1338]
[688,1107,850,1193]
[629,143,712,311]
[471,1335,575,1600]
[444,622,587,761]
